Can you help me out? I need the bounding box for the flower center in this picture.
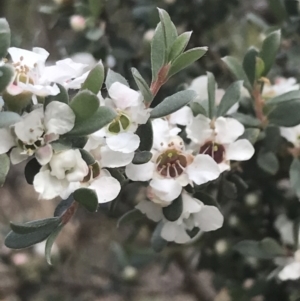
[13,58,35,86]
[199,141,225,164]
[82,161,101,183]
[156,149,187,178]
[108,113,130,134]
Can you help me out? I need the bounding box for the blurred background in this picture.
[1,0,300,300]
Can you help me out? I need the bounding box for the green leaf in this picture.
[65,106,117,137]
[0,112,21,128]
[268,100,300,127]
[259,30,281,76]
[50,139,72,152]
[222,56,252,91]
[0,19,10,58]
[70,90,100,123]
[168,47,207,78]
[0,64,14,92]
[74,188,98,212]
[151,22,166,81]
[24,158,41,185]
[168,31,192,62]
[234,238,284,259]
[266,90,300,105]
[10,217,61,234]
[79,149,95,166]
[136,120,153,151]
[217,81,243,117]
[257,149,279,175]
[151,221,168,252]
[132,151,152,165]
[263,125,281,151]
[150,90,196,119]
[255,57,265,79]
[190,102,208,117]
[105,69,129,90]
[117,208,145,228]
[162,194,183,221]
[207,72,216,119]
[131,68,153,103]
[238,128,260,145]
[243,48,258,86]
[81,62,104,94]
[54,196,74,217]
[85,28,103,41]
[290,157,300,198]
[157,8,178,55]
[0,153,9,187]
[88,0,103,18]
[44,83,69,108]
[45,224,63,265]
[230,113,261,127]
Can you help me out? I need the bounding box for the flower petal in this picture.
[169,106,193,126]
[44,101,75,135]
[10,147,28,164]
[193,205,224,231]
[161,222,191,243]
[18,82,60,97]
[109,82,141,109]
[215,117,244,144]
[280,125,300,147]
[150,178,182,202]
[0,128,15,154]
[90,172,121,203]
[186,154,220,185]
[100,145,134,167]
[125,162,154,181]
[278,262,300,281]
[35,144,53,165]
[136,200,163,222]
[106,132,140,153]
[225,139,255,161]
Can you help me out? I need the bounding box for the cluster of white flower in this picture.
[0,46,259,245]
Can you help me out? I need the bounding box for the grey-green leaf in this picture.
[151,22,166,81]
[217,81,243,117]
[230,112,261,127]
[290,157,300,198]
[150,90,196,119]
[190,102,208,117]
[65,106,117,137]
[207,72,216,119]
[0,153,9,187]
[0,19,10,58]
[74,188,98,212]
[266,90,300,105]
[222,56,252,92]
[44,83,69,108]
[79,149,95,166]
[117,208,145,228]
[243,48,258,86]
[70,90,100,123]
[151,221,168,252]
[105,69,129,90]
[257,149,279,175]
[168,47,207,78]
[45,224,63,265]
[132,151,153,165]
[81,62,104,94]
[0,64,14,92]
[136,120,153,151]
[162,194,183,221]
[259,30,281,76]
[0,111,21,128]
[168,31,192,62]
[238,128,260,145]
[131,68,153,103]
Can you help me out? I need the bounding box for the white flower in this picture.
[186,115,255,172]
[70,15,86,32]
[33,149,88,200]
[126,126,220,202]
[6,47,60,100]
[263,77,299,99]
[136,190,224,244]
[278,250,300,281]
[275,214,296,246]
[0,101,75,164]
[88,82,150,165]
[280,124,300,148]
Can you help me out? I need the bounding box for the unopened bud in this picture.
[70,15,86,32]
[143,29,155,42]
[244,193,259,207]
[122,266,138,281]
[215,239,228,255]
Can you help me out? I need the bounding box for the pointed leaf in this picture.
[70,90,100,123]
[168,31,192,62]
[266,90,300,105]
[217,81,243,117]
[45,224,63,265]
[74,188,98,212]
[190,102,208,117]
[168,47,207,78]
[79,149,95,165]
[131,68,153,103]
[0,153,9,187]
[207,72,216,119]
[150,90,196,118]
[105,69,129,90]
[230,112,261,127]
[0,18,10,58]
[243,48,258,86]
[65,106,117,137]
[81,62,104,94]
[259,30,281,76]
[54,196,74,217]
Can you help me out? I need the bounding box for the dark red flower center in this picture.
[199,141,225,164]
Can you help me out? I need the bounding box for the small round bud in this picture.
[244,193,259,207]
[122,266,138,281]
[214,239,228,255]
[228,215,239,227]
[143,29,155,42]
[70,15,86,32]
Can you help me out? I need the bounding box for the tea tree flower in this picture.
[280,124,300,148]
[186,115,255,171]
[278,250,300,281]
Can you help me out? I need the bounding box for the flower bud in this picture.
[214,239,228,255]
[122,266,138,281]
[143,29,155,42]
[244,193,259,207]
[70,15,86,32]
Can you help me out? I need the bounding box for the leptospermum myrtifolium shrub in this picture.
[1,7,300,283]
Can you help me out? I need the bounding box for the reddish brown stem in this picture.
[252,83,267,126]
[61,201,79,225]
